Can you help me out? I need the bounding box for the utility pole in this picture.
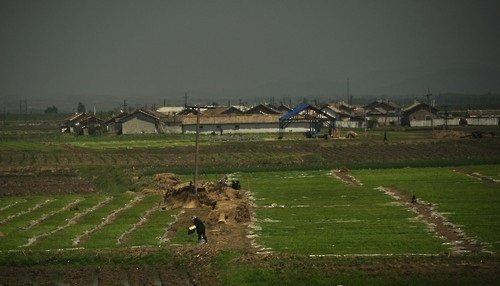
[426,88,433,130]
[364,109,367,137]
[444,106,449,130]
[193,105,200,193]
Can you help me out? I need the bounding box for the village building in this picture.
[275,104,292,114]
[466,110,500,126]
[401,101,439,127]
[104,111,129,134]
[83,100,500,136]
[61,112,104,135]
[321,103,359,128]
[244,104,282,115]
[180,114,281,134]
[119,108,179,134]
[156,106,186,115]
[364,99,401,126]
[202,106,244,116]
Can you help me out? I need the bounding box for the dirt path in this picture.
[378,187,485,254]
[331,168,487,255]
[451,167,500,184]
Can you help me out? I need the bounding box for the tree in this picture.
[44,105,58,114]
[77,102,86,113]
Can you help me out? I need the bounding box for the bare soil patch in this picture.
[332,167,362,186]
[451,167,500,184]
[157,173,256,253]
[0,167,96,196]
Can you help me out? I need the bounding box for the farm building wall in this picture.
[182,121,312,134]
[374,116,400,126]
[407,109,437,121]
[163,125,182,133]
[106,122,122,134]
[122,113,158,134]
[408,118,456,127]
[336,121,362,128]
[278,122,314,133]
[409,117,498,127]
[466,117,499,125]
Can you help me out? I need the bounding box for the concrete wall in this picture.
[122,114,158,134]
[466,117,499,125]
[336,121,362,128]
[182,122,312,134]
[408,117,498,127]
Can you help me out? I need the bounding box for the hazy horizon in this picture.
[1,0,500,113]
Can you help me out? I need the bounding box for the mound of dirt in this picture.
[161,176,252,223]
[332,167,362,186]
[154,172,182,188]
[432,130,468,138]
[155,173,254,252]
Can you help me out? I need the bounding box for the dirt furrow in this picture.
[331,169,487,254]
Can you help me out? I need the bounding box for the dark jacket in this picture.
[192,217,205,233]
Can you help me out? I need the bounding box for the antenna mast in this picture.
[347,78,350,104]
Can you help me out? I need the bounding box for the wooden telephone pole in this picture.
[193,105,200,193]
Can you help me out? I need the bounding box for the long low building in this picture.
[102,107,324,135]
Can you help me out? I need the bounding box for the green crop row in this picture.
[352,165,500,253]
[235,166,500,255]
[1,165,499,255]
[238,170,447,255]
[0,194,175,251]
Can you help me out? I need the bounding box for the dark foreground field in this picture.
[1,125,499,285]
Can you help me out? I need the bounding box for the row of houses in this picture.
[61,100,500,136]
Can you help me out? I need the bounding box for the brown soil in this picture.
[0,167,96,196]
[451,166,500,184]
[156,173,255,253]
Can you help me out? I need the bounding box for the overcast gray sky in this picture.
[1,0,499,112]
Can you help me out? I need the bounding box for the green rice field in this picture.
[237,166,499,255]
[1,166,498,255]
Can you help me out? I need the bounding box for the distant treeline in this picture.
[2,93,499,120]
[352,92,500,109]
[434,92,500,109]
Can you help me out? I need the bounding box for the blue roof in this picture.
[279,104,310,121]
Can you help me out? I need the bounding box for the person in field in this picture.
[191,216,208,244]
